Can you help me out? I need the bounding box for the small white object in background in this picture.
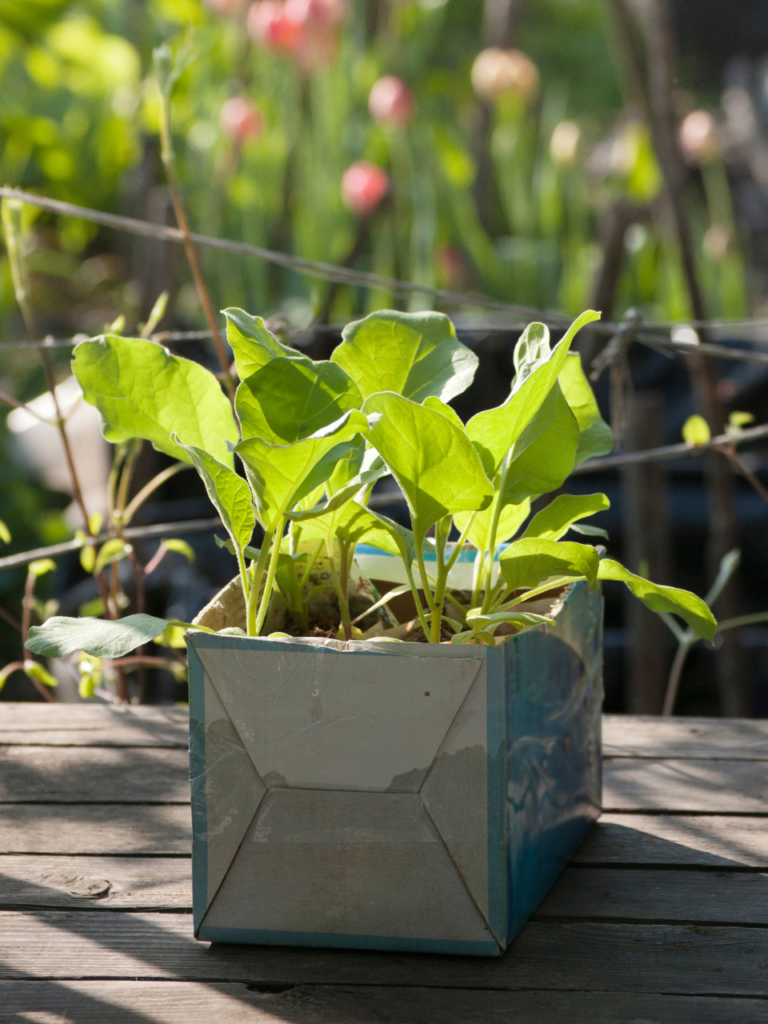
[7,375,110,528]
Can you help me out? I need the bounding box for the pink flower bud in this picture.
[247,1,302,51]
[341,161,389,217]
[220,96,265,144]
[368,76,415,126]
[471,48,539,103]
[680,110,721,164]
[435,244,469,291]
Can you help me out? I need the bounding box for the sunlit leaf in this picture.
[236,356,362,443]
[332,310,478,403]
[598,559,716,640]
[28,558,56,578]
[363,392,493,535]
[24,659,58,688]
[223,307,299,381]
[523,492,610,542]
[499,538,599,592]
[501,383,580,504]
[175,439,254,554]
[0,519,11,544]
[73,335,238,467]
[682,414,711,445]
[94,538,131,574]
[467,311,600,477]
[234,410,373,531]
[163,539,196,563]
[558,352,613,464]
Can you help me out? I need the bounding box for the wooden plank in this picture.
[603,714,768,759]
[0,746,189,803]
[0,804,191,855]
[0,856,190,910]
[537,867,768,924]
[3,912,768,995]
[0,703,189,747]
[0,981,765,1024]
[5,855,768,927]
[575,814,768,867]
[603,758,768,813]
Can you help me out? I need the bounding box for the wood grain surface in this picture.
[1,703,767,1023]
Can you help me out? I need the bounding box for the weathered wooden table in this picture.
[1,704,767,1022]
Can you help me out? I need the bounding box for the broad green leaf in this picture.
[0,519,10,544]
[467,311,600,478]
[236,357,362,443]
[523,493,610,542]
[26,614,171,659]
[73,336,238,467]
[363,393,493,535]
[23,660,58,688]
[499,538,599,593]
[297,499,383,552]
[94,539,131,574]
[234,411,372,531]
[454,498,530,551]
[423,396,465,429]
[175,439,255,553]
[558,352,613,464]
[223,307,298,380]
[332,310,478,403]
[598,559,716,641]
[501,384,580,505]
[683,414,711,445]
[571,524,609,540]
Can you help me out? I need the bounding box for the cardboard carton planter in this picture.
[187,579,602,956]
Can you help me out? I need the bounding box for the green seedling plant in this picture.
[26,307,716,667]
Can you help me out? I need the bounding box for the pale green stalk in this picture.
[248,528,274,636]
[328,543,353,641]
[482,457,511,612]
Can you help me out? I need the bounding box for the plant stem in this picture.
[662,633,695,716]
[329,543,353,641]
[247,531,274,636]
[1,661,55,702]
[482,464,509,612]
[254,521,284,635]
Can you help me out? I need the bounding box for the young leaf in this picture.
[332,310,478,403]
[26,614,172,659]
[175,439,255,554]
[362,392,493,534]
[0,519,10,544]
[682,415,711,445]
[466,609,555,631]
[94,539,131,574]
[234,410,372,531]
[223,307,298,380]
[558,352,613,464]
[467,310,600,478]
[23,660,58,689]
[523,493,610,542]
[513,322,551,385]
[236,356,362,443]
[163,539,196,563]
[73,336,238,467]
[28,559,56,578]
[499,538,599,592]
[500,384,580,505]
[597,559,716,641]
[454,498,530,552]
